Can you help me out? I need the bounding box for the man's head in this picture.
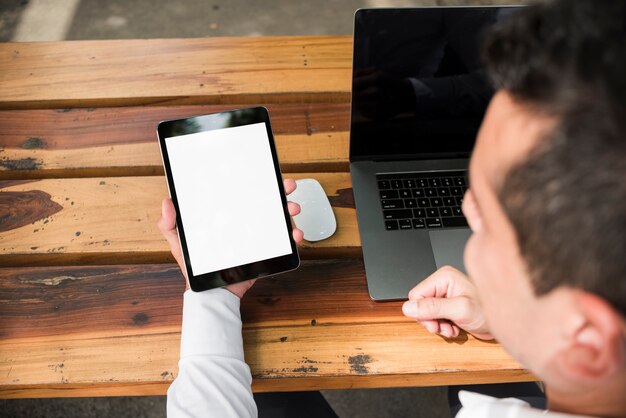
[463,0,626,408]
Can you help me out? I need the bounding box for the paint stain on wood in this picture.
[348,354,372,375]
[132,312,149,325]
[0,157,41,171]
[22,137,47,149]
[327,188,355,209]
[0,190,63,232]
[292,366,318,373]
[19,275,80,286]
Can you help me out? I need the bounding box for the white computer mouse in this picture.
[288,179,337,242]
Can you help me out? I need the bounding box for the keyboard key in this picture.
[400,189,411,198]
[392,180,403,189]
[450,187,463,196]
[412,218,425,229]
[437,187,450,196]
[378,180,390,189]
[443,197,455,206]
[403,179,415,188]
[426,188,437,197]
[413,208,426,218]
[385,220,399,230]
[453,207,463,217]
[442,178,453,187]
[440,207,452,217]
[426,217,442,228]
[442,217,469,228]
[454,177,466,186]
[430,197,443,207]
[381,199,404,209]
[404,198,417,208]
[455,197,464,206]
[412,188,424,198]
[428,178,441,187]
[417,198,430,208]
[399,219,412,230]
[380,190,399,199]
[383,209,413,220]
[427,208,439,217]
[416,179,427,188]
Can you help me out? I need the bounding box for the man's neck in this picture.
[546,378,626,418]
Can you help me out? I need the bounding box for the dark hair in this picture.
[482,0,626,316]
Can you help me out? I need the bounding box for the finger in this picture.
[162,230,185,275]
[292,228,304,243]
[450,324,461,338]
[439,320,454,338]
[157,198,187,279]
[419,320,439,334]
[287,201,301,216]
[225,279,257,299]
[158,199,180,250]
[407,266,461,300]
[284,179,297,195]
[157,198,176,232]
[402,296,467,323]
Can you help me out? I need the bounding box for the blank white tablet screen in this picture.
[165,122,292,276]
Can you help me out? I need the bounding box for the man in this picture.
[158,0,626,416]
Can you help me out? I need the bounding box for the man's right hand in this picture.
[402,266,493,340]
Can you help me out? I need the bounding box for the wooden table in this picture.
[0,36,532,399]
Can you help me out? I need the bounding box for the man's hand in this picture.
[157,178,304,298]
[402,266,493,340]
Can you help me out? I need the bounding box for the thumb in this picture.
[402,297,465,322]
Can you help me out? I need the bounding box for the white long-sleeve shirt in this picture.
[167,289,593,418]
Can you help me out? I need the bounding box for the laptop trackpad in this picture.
[428,229,472,274]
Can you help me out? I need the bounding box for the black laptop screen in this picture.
[350,7,520,162]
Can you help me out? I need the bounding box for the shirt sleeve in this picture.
[455,390,590,418]
[167,288,257,418]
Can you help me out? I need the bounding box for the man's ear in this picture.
[554,291,626,383]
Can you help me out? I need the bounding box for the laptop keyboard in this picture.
[377,171,469,231]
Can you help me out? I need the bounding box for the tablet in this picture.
[157,107,300,292]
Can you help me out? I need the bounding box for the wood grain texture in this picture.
[0,37,352,110]
[0,370,536,399]
[0,104,350,179]
[0,260,399,341]
[0,262,531,398]
[0,174,359,266]
[0,324,531,398]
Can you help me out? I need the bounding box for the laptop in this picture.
[350,6,520,301]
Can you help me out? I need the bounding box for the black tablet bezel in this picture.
[157,107,300,292]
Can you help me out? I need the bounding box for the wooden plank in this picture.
[0,262,531,398]
[0,260,401,341]
[0,370,537,399]
[0,325,531,398]
[0,104,350,179]
[0,174,359,266]
[0,37,352,110]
